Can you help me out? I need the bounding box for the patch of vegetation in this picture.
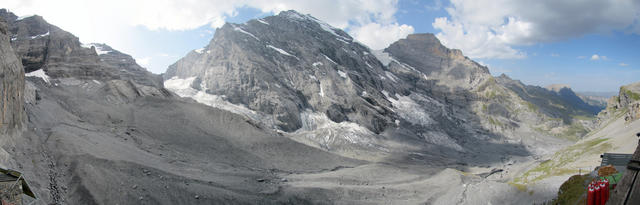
[486,90,497,99]
[526,102,539,112]
[488,116,503,126]
[511,138,612,185]
[555,122,587,141]
[622,86,640,101]
[476,77,496,92]
[571,115,595,121]
[548,101,566,110]
[551,174,591,205]
[626,89,640,101]
[508,182,527,192]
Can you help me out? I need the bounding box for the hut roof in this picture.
[0,168,36,198]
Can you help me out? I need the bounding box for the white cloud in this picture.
[4,0,409,51]
[136,57,151,67]
[351,23,414,50]
[433,0,640,59]
[590,54,608,61]
[550,53,559,57]
[619,63,629,67]
[432,17,526,59]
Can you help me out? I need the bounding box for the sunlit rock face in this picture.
[0,13,25,134]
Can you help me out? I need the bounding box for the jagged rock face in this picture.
[0,9,168,101]
[619,82,640,108]
[0,16,25,134]
[599,82,640,122]
[384,33,490,91]
[166,10,397,132]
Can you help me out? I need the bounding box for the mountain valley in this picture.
[0,8,636,204]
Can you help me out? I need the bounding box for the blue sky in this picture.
[6,0,640,93]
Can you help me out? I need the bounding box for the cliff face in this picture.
[0,15,25,134]
[165,11,397,133]
[598,82,640,123]
[0,12,25,168]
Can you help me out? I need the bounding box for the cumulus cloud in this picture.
[590,54,607,61]
[433,0,640,59]
[619,63,629,67]
[351,23,414,50]
[4,0,412,51]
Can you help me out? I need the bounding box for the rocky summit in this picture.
[166,10,600,161]
[0,8,617,205]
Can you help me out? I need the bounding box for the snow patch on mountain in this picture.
[25,69,50,84]
[336,38,350,44]
[365,61,373,68]
[338,70,347,78]
[80,43,112,55]
[30,31,49,39]
[323,54,337,64]
[293,110,379,149]
[164,77,276,128]
[232,25,260,40]
[267,45,297,59]
[257,19,269,25]
[371,50,394,66]
[384,92,435,126]
[319,83,325,97]
[385,71,398,83]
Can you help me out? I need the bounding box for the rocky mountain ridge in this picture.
[165,10,602,161]
[598,82,640,123]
